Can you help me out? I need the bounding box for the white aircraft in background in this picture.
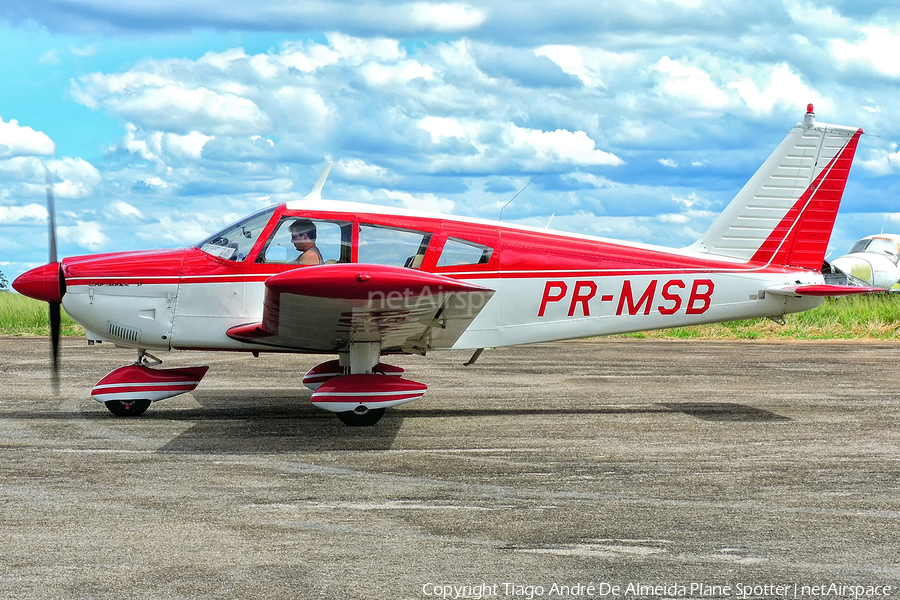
[827,234,900,291]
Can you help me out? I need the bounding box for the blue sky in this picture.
[2,0,900,284]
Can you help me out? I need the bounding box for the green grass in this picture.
[0,292,84,336]
[1,291,899,340]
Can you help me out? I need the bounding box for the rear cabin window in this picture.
[358,224,431,268]
[258,218,352,264]
[437,237,494,267]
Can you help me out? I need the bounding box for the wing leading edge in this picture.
[227,264,495,354]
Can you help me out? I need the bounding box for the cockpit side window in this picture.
[196,206,277,262]
[358,224,432,268]
[257,218,352,265]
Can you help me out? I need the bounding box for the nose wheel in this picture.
[104,399,151,417]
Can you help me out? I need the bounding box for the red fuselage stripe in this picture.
[63,264,808,288]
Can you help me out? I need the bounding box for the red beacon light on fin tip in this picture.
[803,103,816,128]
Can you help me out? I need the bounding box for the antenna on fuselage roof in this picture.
[545,195,567,229]
[303,161,333,202]
[499,172,541,221]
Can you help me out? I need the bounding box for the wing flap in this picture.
[227,264,495,353]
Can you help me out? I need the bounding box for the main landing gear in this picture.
[303,342,428,426]
[336,407,387,427]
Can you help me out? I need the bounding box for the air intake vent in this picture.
[107,321,142,344]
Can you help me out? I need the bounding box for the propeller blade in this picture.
[46,169,57,264]
[50,301,61,393]
[45,167,60,393]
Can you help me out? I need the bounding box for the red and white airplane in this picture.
[13,105,882,425]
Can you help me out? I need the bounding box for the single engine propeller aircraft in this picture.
[14,105,883,425]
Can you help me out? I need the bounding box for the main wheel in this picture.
[336,407,385,426]
[104,399,151,417]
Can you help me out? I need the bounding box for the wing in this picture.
[227,263,495,354]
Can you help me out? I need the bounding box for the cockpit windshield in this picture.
[849,239,871,254]
[195,206,277,262]
[849,237,900,264]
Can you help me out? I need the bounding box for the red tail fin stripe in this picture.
[750,129,862,269]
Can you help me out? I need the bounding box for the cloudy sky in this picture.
[2,0,900,284]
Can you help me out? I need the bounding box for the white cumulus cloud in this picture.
[335,158,399,184]
[0,204,48,223]
[0,118,55,158]
[46,158,102,198]
[406,3,488,32]
[108,201,145,219]
[535,45,634,88]
[728,64,822,115]
[58,220,109,250]
[653,57,732,111]
[362,60,435,85]
[858,145,900,175]
[831,25,900,78]
[163,131,214,160]
[116,85,269,136]
[418,116,466,142]
[505,125,623,167]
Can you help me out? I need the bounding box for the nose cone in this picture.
[13,262,64,303]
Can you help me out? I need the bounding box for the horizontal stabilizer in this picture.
[766,284,885,297]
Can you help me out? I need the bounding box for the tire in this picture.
[336,408,385,426]
[104,399,151,417]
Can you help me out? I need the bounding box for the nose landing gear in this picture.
[104,399,152,417]
[92,350,209,418]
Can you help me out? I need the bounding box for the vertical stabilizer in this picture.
[690,106,863,269]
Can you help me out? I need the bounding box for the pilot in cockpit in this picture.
[289,219,324,265]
